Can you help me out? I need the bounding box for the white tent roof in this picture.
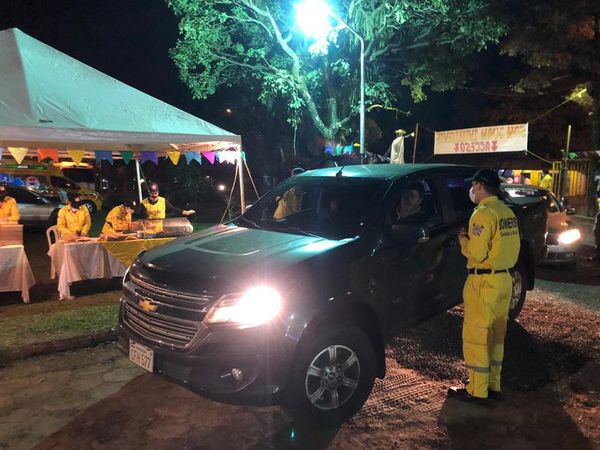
[0,28,241,152]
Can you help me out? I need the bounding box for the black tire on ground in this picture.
[81,200,96,214]
[287,321,377,426]
[509,259,528,320]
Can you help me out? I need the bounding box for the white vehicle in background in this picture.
[503,184,581,267]
[6,185,62,228]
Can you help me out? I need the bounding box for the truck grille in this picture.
[122,274,215,349]
[123,302,198,348]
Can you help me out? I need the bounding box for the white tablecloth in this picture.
[48,240,127,299]
[0,245,36,303]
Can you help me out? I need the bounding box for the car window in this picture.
[50,176,80,190]
[241,177,386,239]
[387,177,442,229]
[7,187,38,204]
[504,186,560,212]
[445,175,474,219]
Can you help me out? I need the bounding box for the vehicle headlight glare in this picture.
[205,286,281,328]
[557,228,581,245]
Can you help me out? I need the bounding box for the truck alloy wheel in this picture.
[304,344,360,410]
[290,323,376,425]
[509,260,527,320]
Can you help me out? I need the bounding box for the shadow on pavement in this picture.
[36,373,340,450]
[438,388,595,449]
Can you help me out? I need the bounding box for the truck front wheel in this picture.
[288,322,376,426]
[509,259,527,320]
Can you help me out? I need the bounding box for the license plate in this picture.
[129,340,154,372]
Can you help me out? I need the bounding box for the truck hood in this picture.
[135,224,355,292]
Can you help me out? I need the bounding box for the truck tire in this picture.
[509,259,527,320]
[288,322,376,426]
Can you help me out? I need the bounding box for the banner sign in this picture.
[434,123,528,155]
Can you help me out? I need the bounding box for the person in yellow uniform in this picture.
[141,183,195,234]
[0,184,20,223]
[102,198,138,236]
[57,192,91,239]
[448,169,520,403]
[142,183,195,219]
[539,168,553,190]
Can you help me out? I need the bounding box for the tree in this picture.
[166,0,505,144]
[499,0,600,149]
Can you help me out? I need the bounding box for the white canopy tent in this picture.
[0,28,246,208]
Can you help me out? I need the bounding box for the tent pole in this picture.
[237,149,246,212]
[135,157,143,204]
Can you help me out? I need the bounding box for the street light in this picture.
[295,0,366,164]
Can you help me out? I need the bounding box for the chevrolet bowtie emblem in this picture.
[138,298,158,312]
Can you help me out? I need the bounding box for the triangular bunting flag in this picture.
[8,147,28,164]
[324,146,334,155]
[184,152,202,165]
[37,148,59,163]
[218,151,237,165]
[203,151,215,165]
[336,145,343,156]
[67,149,86,165]
[120,151,134,165]
[241,151,246,162]
[166,150,181,166]
[343,145,352,155]
[95,151,113,165]
[141,152,158,165]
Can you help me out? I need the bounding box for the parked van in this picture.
[0,158,102,212]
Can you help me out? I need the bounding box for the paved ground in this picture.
[1,281,599,449]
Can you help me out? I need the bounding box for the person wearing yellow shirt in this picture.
[141,183,195,219]
[539,168,553,190]
[0,184,20,223]
[57,193,91,238]
[102,198,138,235]
[448,169,520,404]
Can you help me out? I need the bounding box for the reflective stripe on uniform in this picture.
[466,364,490,373]
[490,360,503,367]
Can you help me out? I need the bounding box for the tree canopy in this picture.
[499,0,600,148]
[166,0,505,143]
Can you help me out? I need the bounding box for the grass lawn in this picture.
[0,291,120,352]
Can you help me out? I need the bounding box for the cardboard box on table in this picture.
[0,223,24,246]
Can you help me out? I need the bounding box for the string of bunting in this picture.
[0,147,246,166]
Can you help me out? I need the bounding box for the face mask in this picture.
[469,186,477,204]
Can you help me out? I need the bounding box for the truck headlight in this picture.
[557,228,581,245]
[204,286,282,328]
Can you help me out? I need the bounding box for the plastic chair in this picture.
[46,225,61,278]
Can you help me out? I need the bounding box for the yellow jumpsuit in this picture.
[459,196,520,398]
[273,188,303,219]
[102,205,132,235]
[142,197,166,233]
[0,196,20,222]
[539,174,553,190]
[57,206,91,237]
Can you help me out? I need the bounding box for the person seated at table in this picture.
[102,198,139,236]
[0,184,20,223]
[57,192,91,239]
[141,182,195,220]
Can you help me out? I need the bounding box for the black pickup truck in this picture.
[118,164,547,424]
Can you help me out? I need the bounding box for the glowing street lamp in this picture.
[295,0,366,164]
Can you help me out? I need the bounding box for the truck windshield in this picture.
[239,177,386,239]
